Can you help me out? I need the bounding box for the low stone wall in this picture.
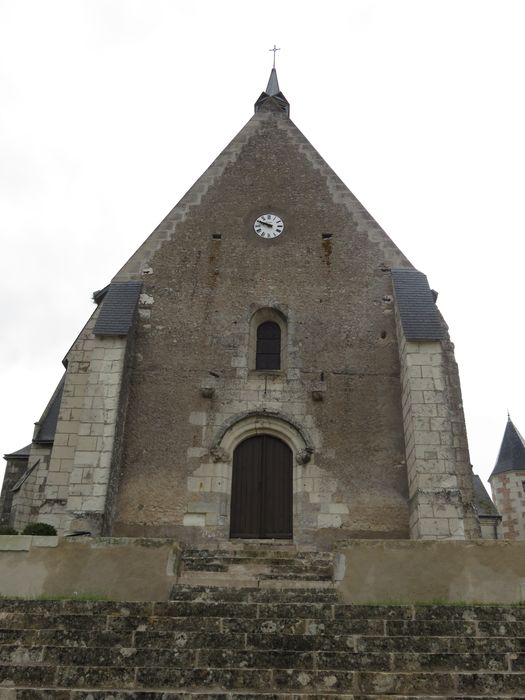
[0,536,179,601]
[1,537,525,603]
[336,539,525,603]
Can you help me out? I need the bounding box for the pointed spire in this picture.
[266,67,280,96]
[490,416,525,478]
[254,67,290,117]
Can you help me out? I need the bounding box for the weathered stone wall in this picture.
[110,111,412,543]
[35,308,130,535]
[11,445,52,532]
[2,109,479,544]
[394,311,479,539]
[491,470,525,539]
[0,457,27,526]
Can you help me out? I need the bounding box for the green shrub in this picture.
[0,526,18,535]
[22,523,57,536]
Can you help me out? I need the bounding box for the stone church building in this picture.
[0,68,505,545]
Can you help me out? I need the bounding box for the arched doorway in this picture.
[230,435,293,539]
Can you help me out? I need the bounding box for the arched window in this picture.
[256,321,281,370]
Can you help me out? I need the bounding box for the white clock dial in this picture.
[254,213,284,239]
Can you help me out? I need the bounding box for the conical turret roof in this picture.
[490,417,525,478]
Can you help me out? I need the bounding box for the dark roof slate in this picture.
[391,268,444,341]
[92,285,110,305]
[490,418,525,478]
[254,68,290,116]
[472,474,500,517]
[266,68,280,96]
[3,444,32,460]
[35,375,65,444]
[93,281,142,336]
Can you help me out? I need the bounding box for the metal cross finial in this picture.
[269,44,280,69]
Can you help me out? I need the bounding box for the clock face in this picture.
[254,213,284,239]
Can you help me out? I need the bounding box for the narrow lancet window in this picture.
[256,321,281,370]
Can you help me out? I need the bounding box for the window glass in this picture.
[256,321,281,370]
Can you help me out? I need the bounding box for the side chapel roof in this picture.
[472,474,500,517]
[33,375,66,444]
[3,444,32,460]
[391,268,444,341]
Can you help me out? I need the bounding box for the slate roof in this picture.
[472,474,500,517]
[490,418,525,478]
[391,268,444,341]
[34,376,65,444]
[3,444,32,460]
[254,68,290,117]
[93,281,142,336]
[266,68,280,96]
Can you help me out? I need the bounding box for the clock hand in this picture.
[258,220,273,227]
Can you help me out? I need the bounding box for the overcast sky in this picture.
[1,0,524,492]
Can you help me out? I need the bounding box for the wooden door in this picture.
[230,435,293,539]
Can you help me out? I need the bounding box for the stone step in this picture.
[2,620,525,644]
[0,693,356,700]
[182,549,333,561]
[181,557,333,571]
[1,668,525,694]
[4,694,525,700]
[3,599,525,623]
[1,595,525,698]
[258,573,333,581]
[2,627,524,654]
[170,585,340,603]
[0,644,519,672]
[2,606,525,631]
[178,546,335,589]
[176,575,336,590]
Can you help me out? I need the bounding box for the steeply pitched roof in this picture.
[391,268,444,341]
[490,418,525,478]
[34,375,65,444]
[93,281,142,336]
[112,68,409,283]
[472,474,500,516]
[3,444,32,460]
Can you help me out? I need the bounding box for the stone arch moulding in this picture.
[210,411,314,466]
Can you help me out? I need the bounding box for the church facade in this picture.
[1,70,486,544]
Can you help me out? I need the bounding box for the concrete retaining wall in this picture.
[336,539,525,603]
[1,537,525,603]
[0,536,178,601]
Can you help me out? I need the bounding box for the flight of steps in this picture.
[177,541,334,588]
[0,587,525,698]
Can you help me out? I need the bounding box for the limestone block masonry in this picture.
[35,307,130,534]
[491,470,525,539]
[394,311,479,539]
[11,444,52,532]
